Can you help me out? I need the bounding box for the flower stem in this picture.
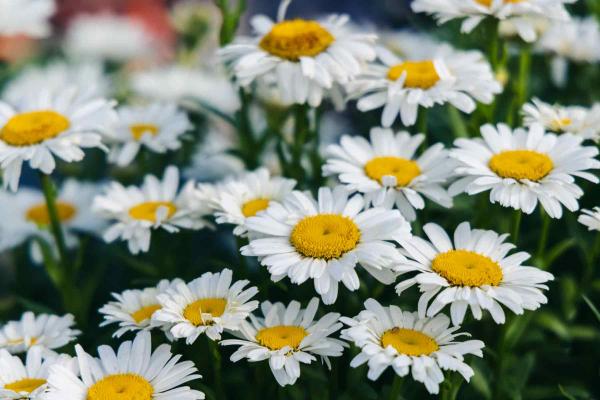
[39,173,70,275]
[290,104,311,184]
[515,44,531,122]
[535,209,550,267]
[511,209,522,245]
[388,375,403,400]
[208,339,226,400]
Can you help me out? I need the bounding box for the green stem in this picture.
[447,105,468,138]
[511,209,522,245]
[440,373,463,400]
[515,44,531,123]
[535,209,550,267]
[236,89,259,169]
[209,339,226,399]
[416,108,428,135]
[388,375,403,400]
[487,19,500,71]
[290,104,310,183]
[39,173,70,275]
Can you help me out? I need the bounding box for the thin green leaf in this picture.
[581,295,600,324]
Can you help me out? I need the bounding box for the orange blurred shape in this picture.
[0,35,38,63]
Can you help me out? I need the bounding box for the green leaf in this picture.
[581,295,600,324]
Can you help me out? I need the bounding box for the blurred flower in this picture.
[0,312,80,354]
[221,297,345,387]
[379,30,445,61]
[0,0,55,38]
[341,299,484,394]
[104,102,191,167]
[450,123,600,218]
[578,207,600,232]
[348,45,501,127]
[44,331,205,400]
[324,128,454,221]
[242,186,410,304]
[499,15,550,40]
[153,268,259,343]
[93,166,211,254]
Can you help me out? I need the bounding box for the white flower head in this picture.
[0,312,80,354]
[578,207,600,232]
[221,297,345,386]
[219,0,376,107]
[105,102,192,167]
[0,0,56,38]
[153,268,259,343]
[450,123,600,218]
[348,45,501,127]
[324,128,455,221]
[341,299,484,395]
[93,166,212,254]
[241,186,411,304]
[45,331,205,400]
[0,87,115,191]
[396,222,554,325]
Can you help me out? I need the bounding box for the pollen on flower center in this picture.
[0,110,70,147]
[183,298,227,326]
[364,156,421,187]
[256,325,308,350]
[25,201,77,225]
[87,373,153,400]
[550,117,572,132]
[380,327,439,356]
[5,378,46,393]
[290,214,361,260]
[131,304,161,324]
[488,150,554,181]
[387,61,440,89]
[259,19,335,61]
[242,198,270,217]
[432,249,503,287]
[128,201,177,222]
[130,123,159,141]
[475,0,525,6]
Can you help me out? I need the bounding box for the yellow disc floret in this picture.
[183,298,227,326]
[380,327,439,356]
[128,201,177,222]
[0,110,70,146]
[5,378,46,394]
[364,156,421,187]
[87,373,153,400]
[26,201,77,225]
[131,305,161,324]
[290,214,361,260]
[387,61,440,89]
[130,123,159,141]
[488,150,553,181]
[256,325,308,350]
[259,19,335,61]
[242,198,270,217]
[432,249,503,287]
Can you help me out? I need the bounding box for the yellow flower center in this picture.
[0,110,70,146]
[25,201,77,225]
[131,304,161,324]
[130,123,159,141]
[241,198,270,217]
[381,327,439,356]
[128,201,177,222]
[6,337,37,346]
[87,373,153,400]
[183,298,227,326]
[256,325,308,350]
[364,156,421,187]
[488,150,553,181]
[475,0,525,6]
[290,214,361,260]
[549,117,572,132]
[431,249,503,287]
[387,61,440,89]
[259,19,335,61]
[5,378,46,393]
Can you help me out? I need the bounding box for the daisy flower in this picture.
[92,166,212,254]
[578,208,600,231]
[0,0,56,38]
[347,45,501,127]
[323,128,454,221]
[152,268,259,343]
[207,168,296,236]
[221,298,345,387]
[0,346,76,399]
[450,123,600,218]
[522,98,600,141]
[241,186,410,304]
[411,0,573,43]
[395,222,554,325]
[0,87,115,191]
[219,0,376,107]
[99,278,184,338]
[341,299,484,394]
[44,331,205,400]
[105,102,191,167]
[0,312,80,354]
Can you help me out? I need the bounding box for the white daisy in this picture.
[152,268,259,343]
[0,0,56,38]
[99,278,184,338]
[0,87,115,191]
[0,346,76,400]
[411,0,573,43]
[522,98,600,141]
[45,331,205,400]
[241,186,410,304]
[323,128,454,221]
[395,222,554,325]
[105,102,191,167]
[578,207,600,232]
[449,123,600,218]
[341,299,484,394]
[219,0,376,107]
[347,45,501,127]
[92,166,212,254]
[207,168,296,236]
[221,298,345,387]
[0,312,80,354]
